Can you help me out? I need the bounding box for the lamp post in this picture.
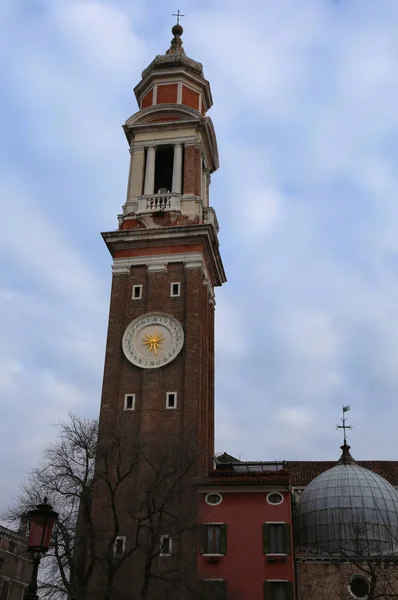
[24,498,58,600]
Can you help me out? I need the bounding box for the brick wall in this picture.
[297,560,398,600]
[183,144,201,196]
[90,248,216,599]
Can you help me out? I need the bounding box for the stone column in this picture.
[202,168,208,206]
[144,146,156,195]
[172,143,183,194]
[128,144,145,201]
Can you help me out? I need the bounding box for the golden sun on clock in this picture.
[122,312,184,369]
[142,331,165,356]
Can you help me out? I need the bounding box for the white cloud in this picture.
[2,0,398,509]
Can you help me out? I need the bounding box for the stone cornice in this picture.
[102,224,226,287]
[124,108,219,173]
[198,483,291,493]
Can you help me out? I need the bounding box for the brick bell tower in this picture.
[99,20,225,466]
[90,23,226,599]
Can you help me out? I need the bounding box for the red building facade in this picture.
[198,458,294,600]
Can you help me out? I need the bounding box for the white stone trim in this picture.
[143,146,156,195]
[124,394,136,411]
[265,521,286,524]
[198,93,202,113]
[130,143,145,152]
[153,84,158,105]
[199,485,289,493]
[132,284,143,300]
[160,534,172,556]
[177,83,182,104]
[185,260,202,270]
[266,491,284,505]
[147,263,168,273]
[170,282,181,297]
[112,252,213,292]
[205,492,223,506]
[166,391,177,409]
[171,143,183,194]
[140,135,196,148]
[113,536,126,558]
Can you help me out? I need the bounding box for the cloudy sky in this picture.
[1,0,398,510]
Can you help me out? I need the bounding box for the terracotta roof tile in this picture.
[285,461,398,486]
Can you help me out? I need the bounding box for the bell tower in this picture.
[98,23,225,467]
[90,24,226,600]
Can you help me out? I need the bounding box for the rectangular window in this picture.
[199,580,227,600]
[8,540,16,553]
[113,536,126,558]
[264,582,293,600]
[170,282,181,297]
[0,579,10,600]
[263,524,291,555]
[132,285,143,300]
[160,535,172,556]
[124,394,136,411]
[166,392,177,409]
[199,524,227,555]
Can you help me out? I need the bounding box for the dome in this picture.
[296,445,398,557]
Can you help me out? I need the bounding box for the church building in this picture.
[89,23,398,600]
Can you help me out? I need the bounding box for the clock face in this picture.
[122,312,184,369]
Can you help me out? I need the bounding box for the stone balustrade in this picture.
[136,193,181,214]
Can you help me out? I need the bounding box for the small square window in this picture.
[166,392,177,409]
[160,535,172,556]
[114,536,126,558]
[124,394,136,411]
[170,282,181,297]
[132,285,143,300]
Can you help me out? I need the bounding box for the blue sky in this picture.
[1,0,398,510]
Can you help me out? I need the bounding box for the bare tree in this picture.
[3,414,98,600]
[3,415,202,600]
[87,428,201,600]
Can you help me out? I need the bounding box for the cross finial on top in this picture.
[336,405,353,445]
[172,9,185,25]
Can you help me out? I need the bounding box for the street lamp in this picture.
[24,498,58,600]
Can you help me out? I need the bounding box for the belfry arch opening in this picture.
[154,145,173,193]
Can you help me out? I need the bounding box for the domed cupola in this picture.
[296,443,398,557]
[133,24,213,115]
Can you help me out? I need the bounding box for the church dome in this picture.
[295,445,398,557]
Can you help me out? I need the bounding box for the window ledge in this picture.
[266,553,288,557]
[201,553,224,557]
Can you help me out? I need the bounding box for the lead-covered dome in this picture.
[296,445,398,557]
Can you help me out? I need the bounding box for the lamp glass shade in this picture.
[27,502,58,552]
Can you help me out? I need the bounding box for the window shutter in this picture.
[263,523,270,554]
[0,579,10,600]
[198,580,207,600]
[263,581,271,600]
[220,524,227,554]
[216,580,227,600]
[285,582,294,600]
[284,523,291,554]
[199,524,207,554]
